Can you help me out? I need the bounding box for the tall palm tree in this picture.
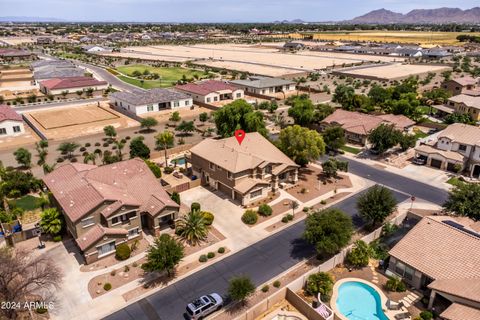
[155,131,175,165]
[40,208,63,236]
[114,141,125,160]
[83,152,97,165]
[175,210,209,246]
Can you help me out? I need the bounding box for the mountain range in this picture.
[349,7,480,24]
[0,16,64,22]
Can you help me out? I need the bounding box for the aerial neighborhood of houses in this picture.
[1,7,480,320]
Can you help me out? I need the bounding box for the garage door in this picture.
[217,182,232,198]
[446,162,457,172]
[430,159,443,169]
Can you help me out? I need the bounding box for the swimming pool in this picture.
[335,280,389,320]
[171,157,186,165]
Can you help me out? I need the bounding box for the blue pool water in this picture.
[336,281,389,320]
[171,157,186,165]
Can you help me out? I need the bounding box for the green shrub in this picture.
[385,277,406,292]
[286,214,294,221]
[261,285,269,293]
[281,216,289,223]
[420,311,433,320]
[191,202,201,212]
[164,166,174,174]
[79,147,86,152]
[320,200,327,205]
[207,252,215,259]
[110,270,116,276]
[303,207,309,212]
[258,204,272,216]
[217,247,225,254]
[115,243,131,261]
[124,265,130,272]
[103,283,112,291]
[242,210,258,225]
[201,211,214,225]
[346,240,370,268]
[53,235,62,242]
[306,272,334,300]
[132,262,138,267]
[369,240,389,260]
[85,143,91,147]
[199,255,208,262]
[273,280,281,288]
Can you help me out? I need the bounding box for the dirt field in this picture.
[0,126,40,151]
[335,63,451,81]
[24,102,139,140]
[0,37,35,45]
[140,105,213,122]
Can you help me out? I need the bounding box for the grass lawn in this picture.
[446,176,465,187]
[340,145,362,155]
[413,129,429,140]
[9,195,41,211]
[116,64,209,88]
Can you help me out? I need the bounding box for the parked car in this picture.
[186,293,223,319]
[412,157,426,165]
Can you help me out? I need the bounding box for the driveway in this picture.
[180,186,268,250]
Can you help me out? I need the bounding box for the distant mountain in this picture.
[273,19,306,24]
[349,7,480,24]
[0,16,64,22]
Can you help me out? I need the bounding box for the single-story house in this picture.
[39,76,108,96]
[0,105,25,137]
[230,76,295,97]
[176,80,244,104]
[0,49,37,63]
[82,45,112,53]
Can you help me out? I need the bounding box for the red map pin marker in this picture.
[234,129,246,145]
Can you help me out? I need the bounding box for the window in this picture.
[265,166,272,174]
[206,97,211,103]
[214,96,218,102]
[128,228,139,238]
[97,241,115,256]
[250,189,262,198]
[0,128,6,135]
[112,217,119,225]
[395,261,406,275]
[404,266,414,281]
[147,105,154,112]
[227,171,233,180]
[81,217,95,228]
[236,93,241,98]
[459,144,467,151]
[174,101,179,107]
[185,100,190,106]
[13,126,21,133]
[209,162,215,171]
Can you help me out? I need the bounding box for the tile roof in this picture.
[76,224,127,251]
[43,159,178,223]
[437,123,480,146]
[429,278,480,303]
[190,132,298,173]
[451,76,478,87]
[40,76,107,90]
[389,216,480,282]
[234,178,270,194]
[176,80,239,96]
[230,76,294,89]
[110,88,190,106]
[415,144,464,162]
[449,94,480,110]
[376,114,415,130]
[0,49,33,57]
[0,105,22,122]
[32,60,85,80]
[440,303,480,320]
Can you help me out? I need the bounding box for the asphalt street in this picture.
[104,187,410,320]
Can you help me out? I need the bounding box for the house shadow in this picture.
[62,238,86,266]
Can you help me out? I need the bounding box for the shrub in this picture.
[115,243,131,261]
[306,272,334,300]
[79,147,86,152]
[124,265,130,272]
[82,151,89,156]
[320,200,327,205]
[261,285,269,293]
[70,158,78,163]
[273,280,281,288]
[420,311,433,320]
[125,136,131,140]
[36,307,47,314]
[163,166,174,174]
[53,235,62,242]
[286,214,294,221]
[386,277,406,292]
[191,202,201,212]
[303,207,309,212]
[281,216,289,223]
[103,142,109,147]
[95,142,101,147]
[103,283,112,291]
[207,252,215,259]
[132,262,138,267]
[110,270,116,276]
[258,204,272,217]
[199,255,208,262]
[346,240,370,268]
[57,157,64,163]
[217,247,225,254]
[85,143,91,147]
[201,211,214,225]
[242,210,258,225]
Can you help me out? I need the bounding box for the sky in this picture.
[0,0,478,22]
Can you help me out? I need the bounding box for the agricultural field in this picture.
[115,64,210,88]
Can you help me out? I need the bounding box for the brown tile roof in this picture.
[449,94,480,110]
[190,132,298,173]
[440,303,480,320]
[376,114,415,130]
[0,105,22,122]
[415,144,464,162]
[176,80,239,95]
[76,225,127,251]
[389,216,480,281]
[429,278,480,303]
[234,178,270,194]
[43,159,178,223]
[451,76,478,87]
[437,123,480,146]
[40,76,107,90]
[100,200,123,218]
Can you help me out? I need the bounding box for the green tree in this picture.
[399,134,416,151]
[368,85,391,107]
[141,234,184,277]
[140,117,159,132]
[155,131,175,165]
[145,160,161,178]
[171,191,180,205]
[277,125,325,166]
[368,124,401,154]
[169,111,181,123]
[322,126,345,151]
[213,100,267,137]
[346,240,371,268]
[443,182,480,220]
[175,210,209,246]
[357,185,397,227]
[83,152,97,165]
[57,142,80,159]
[13,148,32,168]
[199,112,209,123]
[228,276,255,305]
[322,158,348,178]
[333,84,355,110]
[103,125,117,139]
[39,208,63,235]
[129,136,150,159]
[175,120,195,136]
[306,272,334,300]
[287,95,316,125]
[304,208,353,258]
[313,103,335,122]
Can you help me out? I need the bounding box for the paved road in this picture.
[104,188,409,320]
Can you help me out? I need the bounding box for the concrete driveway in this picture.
[180,186,268,250]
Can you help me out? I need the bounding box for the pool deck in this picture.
[330,278,411,320]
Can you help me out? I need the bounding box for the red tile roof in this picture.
[76,225,127,251]
[43,159,178,223]
[40,76,107,90]
[0,105,22,122]
[176,80,239,95]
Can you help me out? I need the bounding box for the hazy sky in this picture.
[1,0,478,22]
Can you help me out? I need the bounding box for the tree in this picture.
[399,134,416,151]
[291,200,299,216]
[129,136,150,159]
[213,100,267,137]
[175,120,196,136]
[155,131,175,165]
[140,117,159,132]
[322,126,345,151]
[306,272,334,300]
[114,140,125,160]
[175,210,209,246]
[0,248,62,319]
[322,158,349,178]
[171,191,180,205]
[103,125,117,139]
[313,103,335,122]
[83,152,97,165]
[368,85,391,106]
[169,111,181,123]
[287,95,316,125]
[333,84,355,110]
[39,208,63,235]
[199,112,209,123]
[35,140,48,165]
[228,276,255,305]
[277,125,325,166]
[346,240,371,268]
[141,234,184,277]
[13,148,32,168]
[357,185,397,227]
[304,208,353,258]
[57,142,80,159]
[368,124,401,154]
[443,182,480,220]
[145,159,161,178]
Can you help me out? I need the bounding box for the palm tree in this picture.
[83,152,97,165]
[57,142,80,159]
[40,208,63,236]
[37,192,50,210]
[114,141,125,160]
[175,210,209,246]
[155,131,175,165]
